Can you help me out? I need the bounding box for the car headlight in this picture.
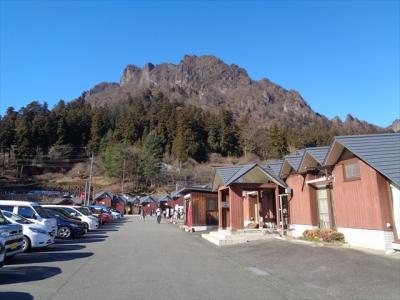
[29,227,48,235]
[0,230,10,238]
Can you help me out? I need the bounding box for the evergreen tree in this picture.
[88,106,110,154]
[269,123,288,158]
[0,107,17,154]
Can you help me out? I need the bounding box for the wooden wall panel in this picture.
[229,184,244,230]
[332,157,391,230]
[192,192,206,226]
[286,174,318,226]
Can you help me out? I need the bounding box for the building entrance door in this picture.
[317,188,330,229]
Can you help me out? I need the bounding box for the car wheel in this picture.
[22,235,31,252]
[58,226,72,239]
[84,222,89,231]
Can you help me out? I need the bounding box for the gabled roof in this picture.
[264,160,283,177]
[158,194,172,202]
[215,165,247,187]
[94,191,114,200]
[286,149,306,170]
[280,149,306,178]
[297,147,330,173]
[139,195,158,204]
[260,163,286,187]
[324,133,400,187]
[225,164,257,186]
[170,190,183,199]
[178,186,215,195]
[213,163,286,189]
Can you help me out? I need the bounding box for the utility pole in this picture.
[84,179,88,204]
[121,159,126,193]
[87,153,94,206]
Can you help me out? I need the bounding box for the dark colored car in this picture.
[43,208,87,239]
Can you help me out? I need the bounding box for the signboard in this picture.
[221,202,229,208]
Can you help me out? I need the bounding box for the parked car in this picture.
[88,206,112,224]
[0,237,5,267]
[43,208,87,239]
[2,210,55,252]
[0,200,57,235]
[0,209,24,259]
[42,205,99,230]
[81,206,103,225]
[110,209,123,220]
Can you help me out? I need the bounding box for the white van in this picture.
[0,200,57,236]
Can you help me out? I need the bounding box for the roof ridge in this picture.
[335,133,400,139]
[225,163,257,185]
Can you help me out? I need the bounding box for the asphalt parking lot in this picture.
[1,215,399,300]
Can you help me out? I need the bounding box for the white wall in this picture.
[288,224,319,238]
[338,227,393,251]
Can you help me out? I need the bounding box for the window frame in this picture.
[343,161,361,181]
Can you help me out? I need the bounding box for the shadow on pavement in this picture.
[54,238,105,244]
[7,251,93,265]
[0,266,61,285]
[88,229,118,233]
[31,244,86,252]
[81,234,108,239]
[0,292,33,300]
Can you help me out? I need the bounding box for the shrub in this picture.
[303,229,345,243]
[303,230,320,241]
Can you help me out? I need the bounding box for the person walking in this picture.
[156,207,162,224]
[142,208,146,221]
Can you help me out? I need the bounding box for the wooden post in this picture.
[275,186,280,230]
[218,188,222,229]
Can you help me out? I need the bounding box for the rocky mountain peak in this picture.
[83,55,382,132]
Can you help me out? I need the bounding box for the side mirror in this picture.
[32,214,37,220]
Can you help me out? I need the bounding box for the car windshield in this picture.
[3,211,33,224]
[76,207,90,215]
[0,210,10,225]
[33,206,49,218]
[62,207,82,216]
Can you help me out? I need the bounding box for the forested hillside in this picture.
[0,55,390,193]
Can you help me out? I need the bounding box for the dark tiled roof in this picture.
[306,147,330,165]
[261,163,287,187]
[158,194,172,202]
[215,163,286,188]
[178,186,215,194]
[225,164,257,186]
[327,133,400,186]
[139,195,158,204]
[285,149,306,171]
[215,165,248,186]
[264,160,283,177]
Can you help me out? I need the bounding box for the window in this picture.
[18,206,35,219]
[0,211,10,225]
[33,206,49,218]
[344,163,360,180]
[206,198,218,211]
[0,205,13,212]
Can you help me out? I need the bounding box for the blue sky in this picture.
[0,1,399,127]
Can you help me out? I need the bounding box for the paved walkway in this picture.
[1,216,399,300]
